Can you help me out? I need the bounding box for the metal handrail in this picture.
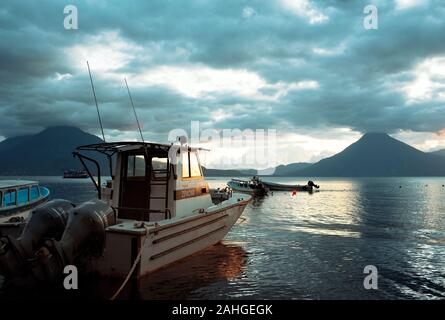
[72,151,102,199]
[114,206,171,221]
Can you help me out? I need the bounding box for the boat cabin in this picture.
[0,180,50,215]
[74,142,213,222]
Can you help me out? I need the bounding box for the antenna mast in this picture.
[124,78,145,143]
[87,61,106,142]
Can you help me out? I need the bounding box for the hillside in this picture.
[288,133,445,177]
[430,149,445,158]
[0,126,104,175]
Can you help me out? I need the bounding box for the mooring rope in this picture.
[110,224,149,300]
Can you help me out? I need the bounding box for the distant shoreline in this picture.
[1,175,445,178]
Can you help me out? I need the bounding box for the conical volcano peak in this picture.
[286,131,445,176]
[356,132,395,145]
[360,132,390,139]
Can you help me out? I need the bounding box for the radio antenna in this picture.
[124,78,145,143]
[87,61,106,142]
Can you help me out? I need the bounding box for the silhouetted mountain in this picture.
[430,149,445,158]
[0,126,104,175]
[288,133,445,176]
[202,167,256,177]
[268,162,312,176]
[2,128,444,177]
[202,164,313,177]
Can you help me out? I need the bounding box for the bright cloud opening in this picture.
[199,128,360,169]
[395,0,429,10]
[132,65,318,100]
[403,56,445,102]
[281,0,328,24]
[242,6,256,18]
[394,130,445,152]
[133,65,265,98]
[65,31,142,74]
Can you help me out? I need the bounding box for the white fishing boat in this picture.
[0,140,251,285]
[0,68,251,291]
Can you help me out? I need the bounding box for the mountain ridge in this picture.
[0,126,104,175]
[286,132,445,176]
[1,127,445,177]
[430,149,445,158]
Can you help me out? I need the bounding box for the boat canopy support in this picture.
[72,151,102,199]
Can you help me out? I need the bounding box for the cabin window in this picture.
[190,152,202,177]
[17,187,29,205]
[181,151,190,178]
[152,157,168,178]
[127,155,146,177]
[30,186,39,201]
[182,151,202,178]
[3,190,17,207]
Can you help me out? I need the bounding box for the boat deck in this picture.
[106,193,250,236]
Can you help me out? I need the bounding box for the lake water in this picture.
[1,176,445,300]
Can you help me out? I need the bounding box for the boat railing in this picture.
[113,206,172,221]
[73,151,102,199]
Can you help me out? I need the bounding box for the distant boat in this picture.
[63,169,88,179]
[227,178,269,196]
[258,178,320,192]
[0,180,50,237]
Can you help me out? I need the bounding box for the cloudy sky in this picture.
[1,0,444,168]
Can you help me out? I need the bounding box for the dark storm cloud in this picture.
[0,0,444,141]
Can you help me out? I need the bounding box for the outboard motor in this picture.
[307,180,320,189]
[0,199,74,279]
[35,198,116,283]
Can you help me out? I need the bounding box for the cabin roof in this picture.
[76,141,203,156]
[0,180,38,190]
[76,142,171,155]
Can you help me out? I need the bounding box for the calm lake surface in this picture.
[1,176,445,300]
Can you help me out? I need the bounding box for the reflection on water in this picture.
[1,176,445,299]
[138,243,246,300]
[85,243,247,300]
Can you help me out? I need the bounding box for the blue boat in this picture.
[0,180,50,222]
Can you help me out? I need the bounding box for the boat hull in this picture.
[88,197,250,278]
[0,192,49,218]
[227,181,267,195]
[0,187,50,238]
[261,181,313,192]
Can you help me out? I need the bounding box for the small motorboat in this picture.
[63,169,88,178]
[0,139,251,287]
[0,180,50,238]
[258,178,320,192]
[210,187,232,204]
[227,178,269,196]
